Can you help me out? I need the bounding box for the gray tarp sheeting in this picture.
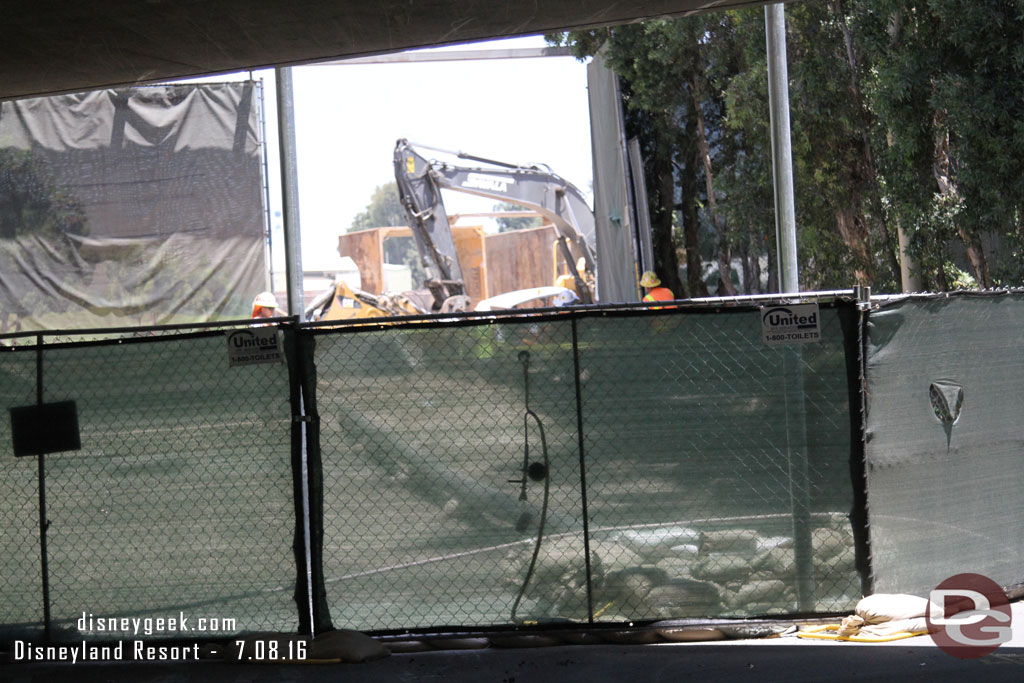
[0,82,267,332]
[864,294,1024,595]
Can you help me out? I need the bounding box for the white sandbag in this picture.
[669,543,700,558]
[589,540,642,573]
[755,536,793,553]
[811,527,849,560]
[692,552,754,583]
[728,580,789,609]
[855,593,930,624]
[615,526,701,561]
[308,630,390,662]
[751,546,795,579]
[699,529,760,556]
[655,556,696,579]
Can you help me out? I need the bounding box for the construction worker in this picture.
[251,291,279,319]
[640,271,674,305]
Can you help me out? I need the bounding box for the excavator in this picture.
[307,139,598,321]
[394,139,597,309]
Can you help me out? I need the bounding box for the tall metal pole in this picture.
[276,66,305,317]
[765,4,799,293]
[765,4,814,614]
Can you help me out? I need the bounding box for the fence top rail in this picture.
[0,316,301,346]
[869,288,1024,308]
[301,289,860,331]
[5,289,1022,343]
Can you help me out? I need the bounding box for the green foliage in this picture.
[553,1,1024,293]
[492,202,542,233]
[0,148,88,239]
[350,182,406,232]
[350,181,427,288]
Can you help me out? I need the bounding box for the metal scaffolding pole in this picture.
[276,66,305,317]
[765,3,799,294]
[765,3,814,614]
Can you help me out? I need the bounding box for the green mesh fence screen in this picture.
[313,302,860,631]
[0,348,44,642]
[313,321,583,630]
[3,301,866,643]
[864,293,1024,596]
[1,330,297,643]
[577,309,858,619]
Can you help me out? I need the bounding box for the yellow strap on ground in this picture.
[592,601,617,619]
[796,624,929,643]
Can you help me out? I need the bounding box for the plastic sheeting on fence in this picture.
[864,293,1024,596]
[310,301,862,631]
[0,82,267,332]
[4,294,923,645]
[0,330,297,643]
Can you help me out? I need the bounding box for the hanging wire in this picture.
[511,351,550,622]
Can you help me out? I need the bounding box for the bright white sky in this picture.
[250,35,595,276]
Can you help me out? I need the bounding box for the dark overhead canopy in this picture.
[2,0,774,101]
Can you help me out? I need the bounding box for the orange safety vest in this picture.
[643,286,674,303]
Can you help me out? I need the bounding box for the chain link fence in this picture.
[1,327,298,643]
[3,297,870,644]
[576,308,859,620]
[312,300,863,631]
[0,347,42,642]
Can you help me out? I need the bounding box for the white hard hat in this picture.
[253,291,278,309]
[552,289,579,307]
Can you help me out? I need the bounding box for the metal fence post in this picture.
[784,343,816,612]
[284,326,329,635]
[35,334,52,640]
[847,290,874,596]
[291,326,331,635]
[571,317,595,623]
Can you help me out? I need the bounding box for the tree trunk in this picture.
[831,0,901,287]
[691,73,737,295]
[834,207,874,285]
[738,236,753,294]
[885,130,923,292]
[648,125,685,298]
[681,113,709,297]
[933,110,992,288]
[766,236,779,294]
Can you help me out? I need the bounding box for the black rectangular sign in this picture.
[10,401,82,456]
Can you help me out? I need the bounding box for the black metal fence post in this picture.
[285,326,331,635]
[571,317,594,624]
[35,334,52,641]
[284,326,314,635]
[842,301,873,596]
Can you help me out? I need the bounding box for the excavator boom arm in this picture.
[394,141,467,310]
[394,139,597,305]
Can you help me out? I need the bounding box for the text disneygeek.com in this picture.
[76,611,236,636]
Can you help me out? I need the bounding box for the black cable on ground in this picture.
[511,351,551,622]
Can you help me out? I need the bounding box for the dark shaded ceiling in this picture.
[2,0,776,102]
